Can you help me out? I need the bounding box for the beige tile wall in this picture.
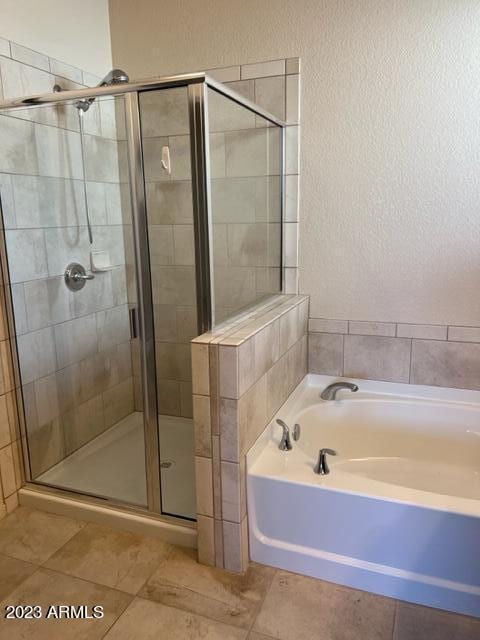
[309,318,480,389]
[192,294,308,571]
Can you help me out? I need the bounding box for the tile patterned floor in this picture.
[0,507,478,639]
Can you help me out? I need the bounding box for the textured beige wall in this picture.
[0,0,112,75]
[109,0,480,326]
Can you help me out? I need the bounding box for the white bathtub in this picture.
[247,374,480,617]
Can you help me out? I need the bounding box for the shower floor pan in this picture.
[37,411,196,519]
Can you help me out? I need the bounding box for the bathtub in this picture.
[247,374,480,617]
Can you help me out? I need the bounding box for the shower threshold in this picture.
[37,412,196,520]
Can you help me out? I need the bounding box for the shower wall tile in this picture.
[207,66,241,83]
[286,74,300,124]
[63,395,104,454]
[103,377,134,427]
[241,59,285,80]
[17,327,57,385]
[96,305,130,352]
[145,181,194,225]
[5,229,49,283]
[24,277,74,332]
[83,135,120,182]
[173,225,195,267]
[285,125,299,175]
[284,174,299,222]
[0,115,38,174]
[157,378,181,415]
[0,173,16,229]
[0,57,52,100]
[151,265,196,306]
[12,175,86,229]
[10,42,49,71]
[54,314,98,369]
[225,128,280,177]
[72,271,115,318]
[44,226,90,277]
[209,132,226,178]
[180,380,193,417]
[49,59,83,84]
[211,177,257,223]
[224,79,255,102]
[208,89,256,133]
[156,342,192,381]
[99,98,120,140]
[85,182,108,225]
[35,124,84,180]
[254,76,286,121]
[139,87,189,138]
[104,183,124,224]
[92,225,126,266]
[169,135,192,180]
[149,225,174,265]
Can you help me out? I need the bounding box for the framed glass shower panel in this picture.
[0,95,149,508]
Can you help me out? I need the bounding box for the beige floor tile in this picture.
[253,571,395,640]
[393,602,480,640]
[0,507,85,564]
[0,567,131,639]
[248,633,276,640]
[45,522,173,594]
[139,547,275,629]
[105,597,248,639]
[0,553,36,600]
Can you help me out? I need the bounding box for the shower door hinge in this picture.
[129,307,139,340]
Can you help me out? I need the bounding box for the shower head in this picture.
[76,68,129,112]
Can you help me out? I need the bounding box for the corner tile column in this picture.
[192,295,309,571]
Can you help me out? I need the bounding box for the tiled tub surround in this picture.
[309,318,480,390]
[0,39,135,496]
[192,294,308,571]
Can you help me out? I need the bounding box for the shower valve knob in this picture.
[64,262,95,291]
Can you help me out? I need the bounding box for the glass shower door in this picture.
[0,94,149,507]
[138,86,197,520]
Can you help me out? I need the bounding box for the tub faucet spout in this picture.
[276,419,292,451]
[320,381,358,401]
[314,448,337,475]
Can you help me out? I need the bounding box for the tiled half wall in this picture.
[309,318,480,390]
[192,294,308,571]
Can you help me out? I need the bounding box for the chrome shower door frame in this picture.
[0,73,286,524]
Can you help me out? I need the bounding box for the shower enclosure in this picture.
[0,73,284,524]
